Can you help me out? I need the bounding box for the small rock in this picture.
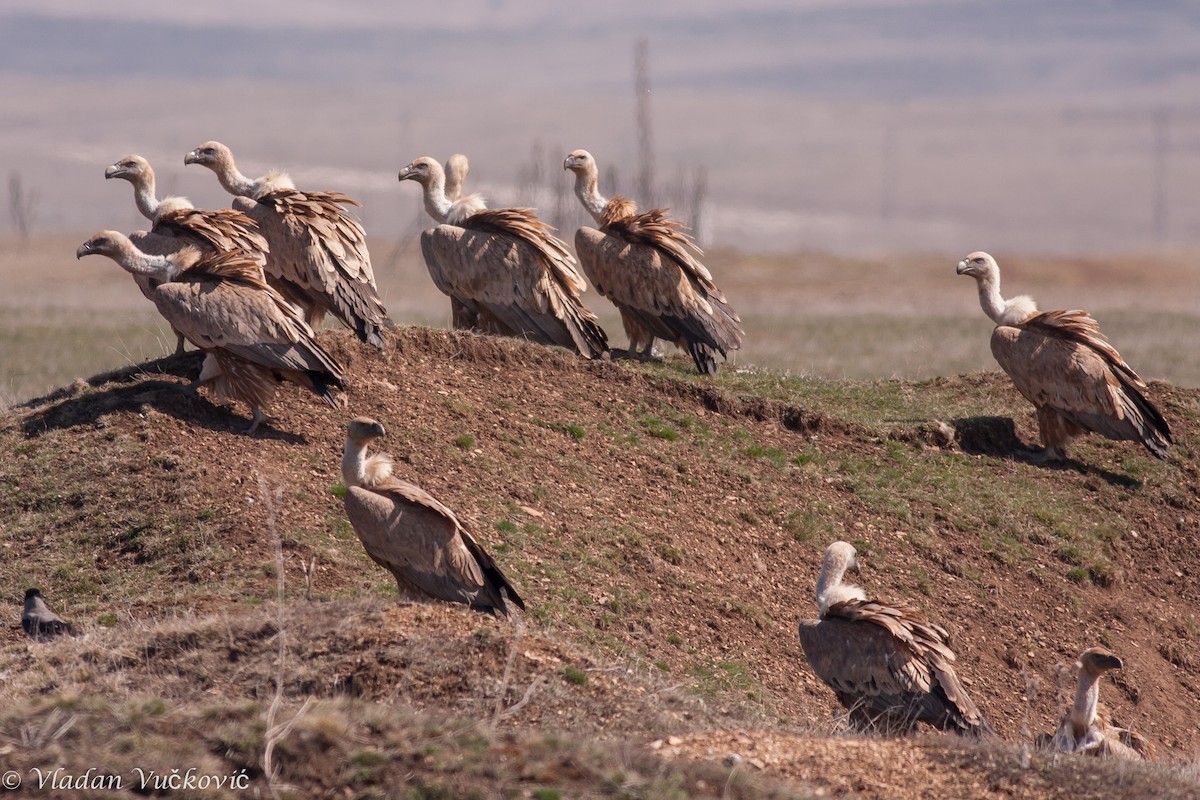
[723,753,743,768]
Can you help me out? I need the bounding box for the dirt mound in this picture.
[2,326,1199,797]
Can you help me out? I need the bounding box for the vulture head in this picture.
[76,230,128,260]
[347,416,387,445]
[956,251,997,279]
[563,149,597,177]
[398,157,443,188]
[24,588,42,601]
[814,540,866,615]
[105,154,152,183]
[1078,647,1124,677]
[185,141,235,171]
[343,417,393,488]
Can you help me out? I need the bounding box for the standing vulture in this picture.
[340,417,524,616]
[22,588,74,640]
[184,141,390,350]
[798,541,993,736]
[426,154,496,332]
[398,156,609,359]
[563,149,743,375]
[958,252,1170,461]
[77,231,346,433]
[105,154,269,354]
[1043,647,1154,760]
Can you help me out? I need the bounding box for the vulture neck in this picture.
[572,167,608,223]
[341,438,369,489]
[1068,669,1102,741]
[814,559,866,616]
[420,178,453,224]
[130,173,161,221]
[974,269,1036,327]
[213,157,261,198]
[116,246,183,282]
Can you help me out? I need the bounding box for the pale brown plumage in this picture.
[564,149,743,375]
[77,231,346,433]
[1042,647,1155,760]
[106,154,269,353]
[399,156,608,358]
[798,541,992,736]
[22,588,74,640]
[184,141,390,350]
[958,252,1170,461]
[341,417,524,615]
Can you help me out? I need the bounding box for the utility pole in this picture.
[634,37,654,207]
[1152,106,1170,243]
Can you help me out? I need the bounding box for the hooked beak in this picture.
[104,164,125,180]
[563,156,575,171]
[397,165,416,182]
[184,150,201,166]
[956,259,972,275]
[76,241,95,259]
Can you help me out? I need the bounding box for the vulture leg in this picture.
[245,408,270,435]
[173,331,188,355]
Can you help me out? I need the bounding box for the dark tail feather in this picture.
[687,340,721,376]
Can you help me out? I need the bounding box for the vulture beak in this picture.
[1096,652,1124,671]
[369,421,386,438]
[562,156,574,171]
[849,556,862,575]
[397,165,415,182]
[956,259,971,275]
[76,241,95,259]
[184,150,201,166]
[104,164,124,179]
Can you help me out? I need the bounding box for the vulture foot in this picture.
[173,334,188,356]
[245,409,271,435]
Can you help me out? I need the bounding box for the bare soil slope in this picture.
[1,327,1198,798]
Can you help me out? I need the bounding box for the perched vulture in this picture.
[958,252,1170,461]
[77,231,346,433]
[427,154,496,332]
[563,149,743,375]
[22,588,74,640]
[398,156,609,358]
[105,154,269,354]
[340,417,525,616]
[1042,647,1154,760]
[798,541,993,736]
[184,141,390,350]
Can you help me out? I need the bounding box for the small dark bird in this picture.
[22,588,74,640]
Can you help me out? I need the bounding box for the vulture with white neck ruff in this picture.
[398,156,608,359]
[77,231,346,433]
[1042,647,1154,760]
[957,251,1170,461]
[340,417,524,616]
[184,141,389,350]
[105,154,268,353]
[798,541,992,736]
[563,149,742,375]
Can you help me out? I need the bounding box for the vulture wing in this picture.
[152,252,346,403]
[800,599,991,736]
[420,222,608,358]
[234,190,389,350]
[575,226,742,374]
[991,310,1170,458]
[344,480,521,615]
[154,206,269,262]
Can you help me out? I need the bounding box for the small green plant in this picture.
[454,434,476,450]
[97,613,117,627]
[495,519,518,535]
[561,666,588,686]
[330,483,348,499]
[532,789,562,800]
[640,416,679,441]
[197,508,218,521]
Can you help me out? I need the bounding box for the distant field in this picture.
[3,233,1199,405]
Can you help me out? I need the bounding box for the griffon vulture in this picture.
[22,588,74,640]
[105,154,269,353]
[184,141,390,350]
[424,153,496,332]
[1042,647,1154,760]
[341,417,525,616]
[958,252,1170,461]
[398,156,609,358]
[798,541,992,736]
[77,231,346,433]
[563,149,743,375]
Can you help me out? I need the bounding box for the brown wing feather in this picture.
[464,208,587,296]
[235,190,389,349]
[799,598,991,735]
[575,226,742,373]
[154,207,268,263]
[151,251,346,404]
[991,311,1170,457]
[420,225,608,358]
[343,481,521,614]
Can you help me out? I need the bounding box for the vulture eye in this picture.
[95,237,110,247]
